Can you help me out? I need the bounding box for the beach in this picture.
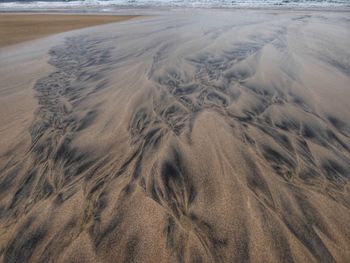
[0,14,138,47]
[0,9,349,262]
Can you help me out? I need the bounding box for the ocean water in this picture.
[0,0,349,9]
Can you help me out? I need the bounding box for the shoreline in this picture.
[1,4,350,12]
[0,14,139,48]
[1,6,350,15]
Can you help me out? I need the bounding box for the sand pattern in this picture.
[0,10,349,263]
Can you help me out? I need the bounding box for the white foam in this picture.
[0,0,349,9]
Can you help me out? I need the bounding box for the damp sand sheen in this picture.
[0,10,349,263]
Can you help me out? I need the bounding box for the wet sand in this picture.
[0,14,138,47]
[0,10,349,263]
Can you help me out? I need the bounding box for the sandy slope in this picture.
[0,10,349,263]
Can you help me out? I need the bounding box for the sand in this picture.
[0,14,139,47]
[0,10,349,263]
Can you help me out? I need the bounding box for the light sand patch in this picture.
[0,14,139,47]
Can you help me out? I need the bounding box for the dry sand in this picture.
[0,14,138,47]
[0,10,349,263]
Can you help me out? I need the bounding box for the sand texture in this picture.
[0,10,349,263]
[0,14,138,47]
